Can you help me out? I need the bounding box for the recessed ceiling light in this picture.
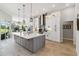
[65,3,70,7]
[52,4,56,8]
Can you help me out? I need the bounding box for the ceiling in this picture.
[0,3,75,17]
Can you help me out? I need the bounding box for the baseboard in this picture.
[46,39,61,43]
[63,38,73,40]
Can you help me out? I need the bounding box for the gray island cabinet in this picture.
[13,32,45,53]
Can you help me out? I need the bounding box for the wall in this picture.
[61,6,75,21]
[76,31,79,55]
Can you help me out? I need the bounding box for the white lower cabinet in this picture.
[45,31,53,40]
[45,31,60,42]
[44,32,49,40]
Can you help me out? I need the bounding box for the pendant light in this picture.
[17,3,21,24]
[22,4,26,24]
[17,7,21,24]
[18,8,20,20]
[30,3,33,22]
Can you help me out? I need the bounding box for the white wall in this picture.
[76,31,79,55]
[61,6,75,21]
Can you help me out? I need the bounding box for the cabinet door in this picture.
[25,39,29,48]
[46,34,49,39]
[27,39,33,51]
[45,14,56,41]
[45,12,60,42]
[44,32,49,39]
[14,35,19,43]
[14,35,17,42]
[50,16,56,41]
[33,35,45,52]
[21,37,25,46]
[45,15,52,29]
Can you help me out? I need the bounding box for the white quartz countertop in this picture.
[13,32,45,39]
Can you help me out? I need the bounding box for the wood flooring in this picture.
[0,38,77,56]
[34,39,76,56]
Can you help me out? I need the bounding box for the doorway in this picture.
[63,21,73,44]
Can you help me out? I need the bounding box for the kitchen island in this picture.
[13,32,45,53]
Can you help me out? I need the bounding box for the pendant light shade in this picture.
[22,4,26,23]
[30,3,33,22]
[22,4,26,21]
[18,8,20,21]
